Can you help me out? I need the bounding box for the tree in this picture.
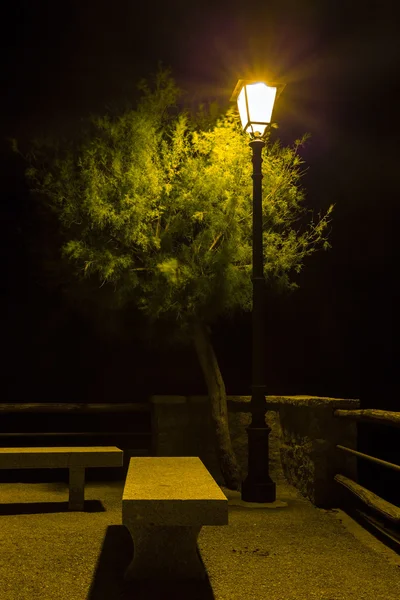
[16,69,334,490]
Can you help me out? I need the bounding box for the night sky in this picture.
[2,0,399,415]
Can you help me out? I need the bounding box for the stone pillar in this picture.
[277,396,360,507]
[124,524,205,581]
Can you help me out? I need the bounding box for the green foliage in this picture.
[20,68,334,343]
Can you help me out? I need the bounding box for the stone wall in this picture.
[150,395,360,507]
[276,396,359,507]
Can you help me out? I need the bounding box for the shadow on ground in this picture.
[0,499,105,515]
[88,525,216,600]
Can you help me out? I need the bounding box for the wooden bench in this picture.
[0,446,123,510]
[122,456,228,581]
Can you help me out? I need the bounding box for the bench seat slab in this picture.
[122,457,228,526]
[0,447,123,469]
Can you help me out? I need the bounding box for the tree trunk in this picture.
[192,321,241,491]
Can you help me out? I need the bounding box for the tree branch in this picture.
[209,232,223,251]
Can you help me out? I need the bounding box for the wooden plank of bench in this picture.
[122,457,228,581]
[0,447,123,511]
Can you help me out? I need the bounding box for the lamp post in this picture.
[231,80,284,503]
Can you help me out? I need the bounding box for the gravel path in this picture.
[0,479,399,600]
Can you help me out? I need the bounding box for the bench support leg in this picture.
[124,524,206,581]
[69,467,85,511]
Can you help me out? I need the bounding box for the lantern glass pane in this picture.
[237,86,249,131]
[247,83,277,134]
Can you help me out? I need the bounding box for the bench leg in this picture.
[124,524,206,581]
[69,467,85,511]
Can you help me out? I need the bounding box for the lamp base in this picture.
[241,477,276,503]
[241,424,276,503]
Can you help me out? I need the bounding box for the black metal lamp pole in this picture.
[241,137,276,503]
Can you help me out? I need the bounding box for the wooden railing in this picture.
[334,409,400,428]
[333,409,400,549]
[0,403,151,413]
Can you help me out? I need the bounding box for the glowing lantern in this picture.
[231,80,279,137]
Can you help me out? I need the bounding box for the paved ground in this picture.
[0,479,399,600]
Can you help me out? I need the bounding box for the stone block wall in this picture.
[277,397,359,506]
[150,395,360,508]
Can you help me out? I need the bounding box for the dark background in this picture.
[1,1,398,496]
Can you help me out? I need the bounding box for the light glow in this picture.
[237,82,277,136]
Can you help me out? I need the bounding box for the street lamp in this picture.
[231,80,284,503]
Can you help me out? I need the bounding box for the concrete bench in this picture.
[122,456,228,581]
[0,446,123,510]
